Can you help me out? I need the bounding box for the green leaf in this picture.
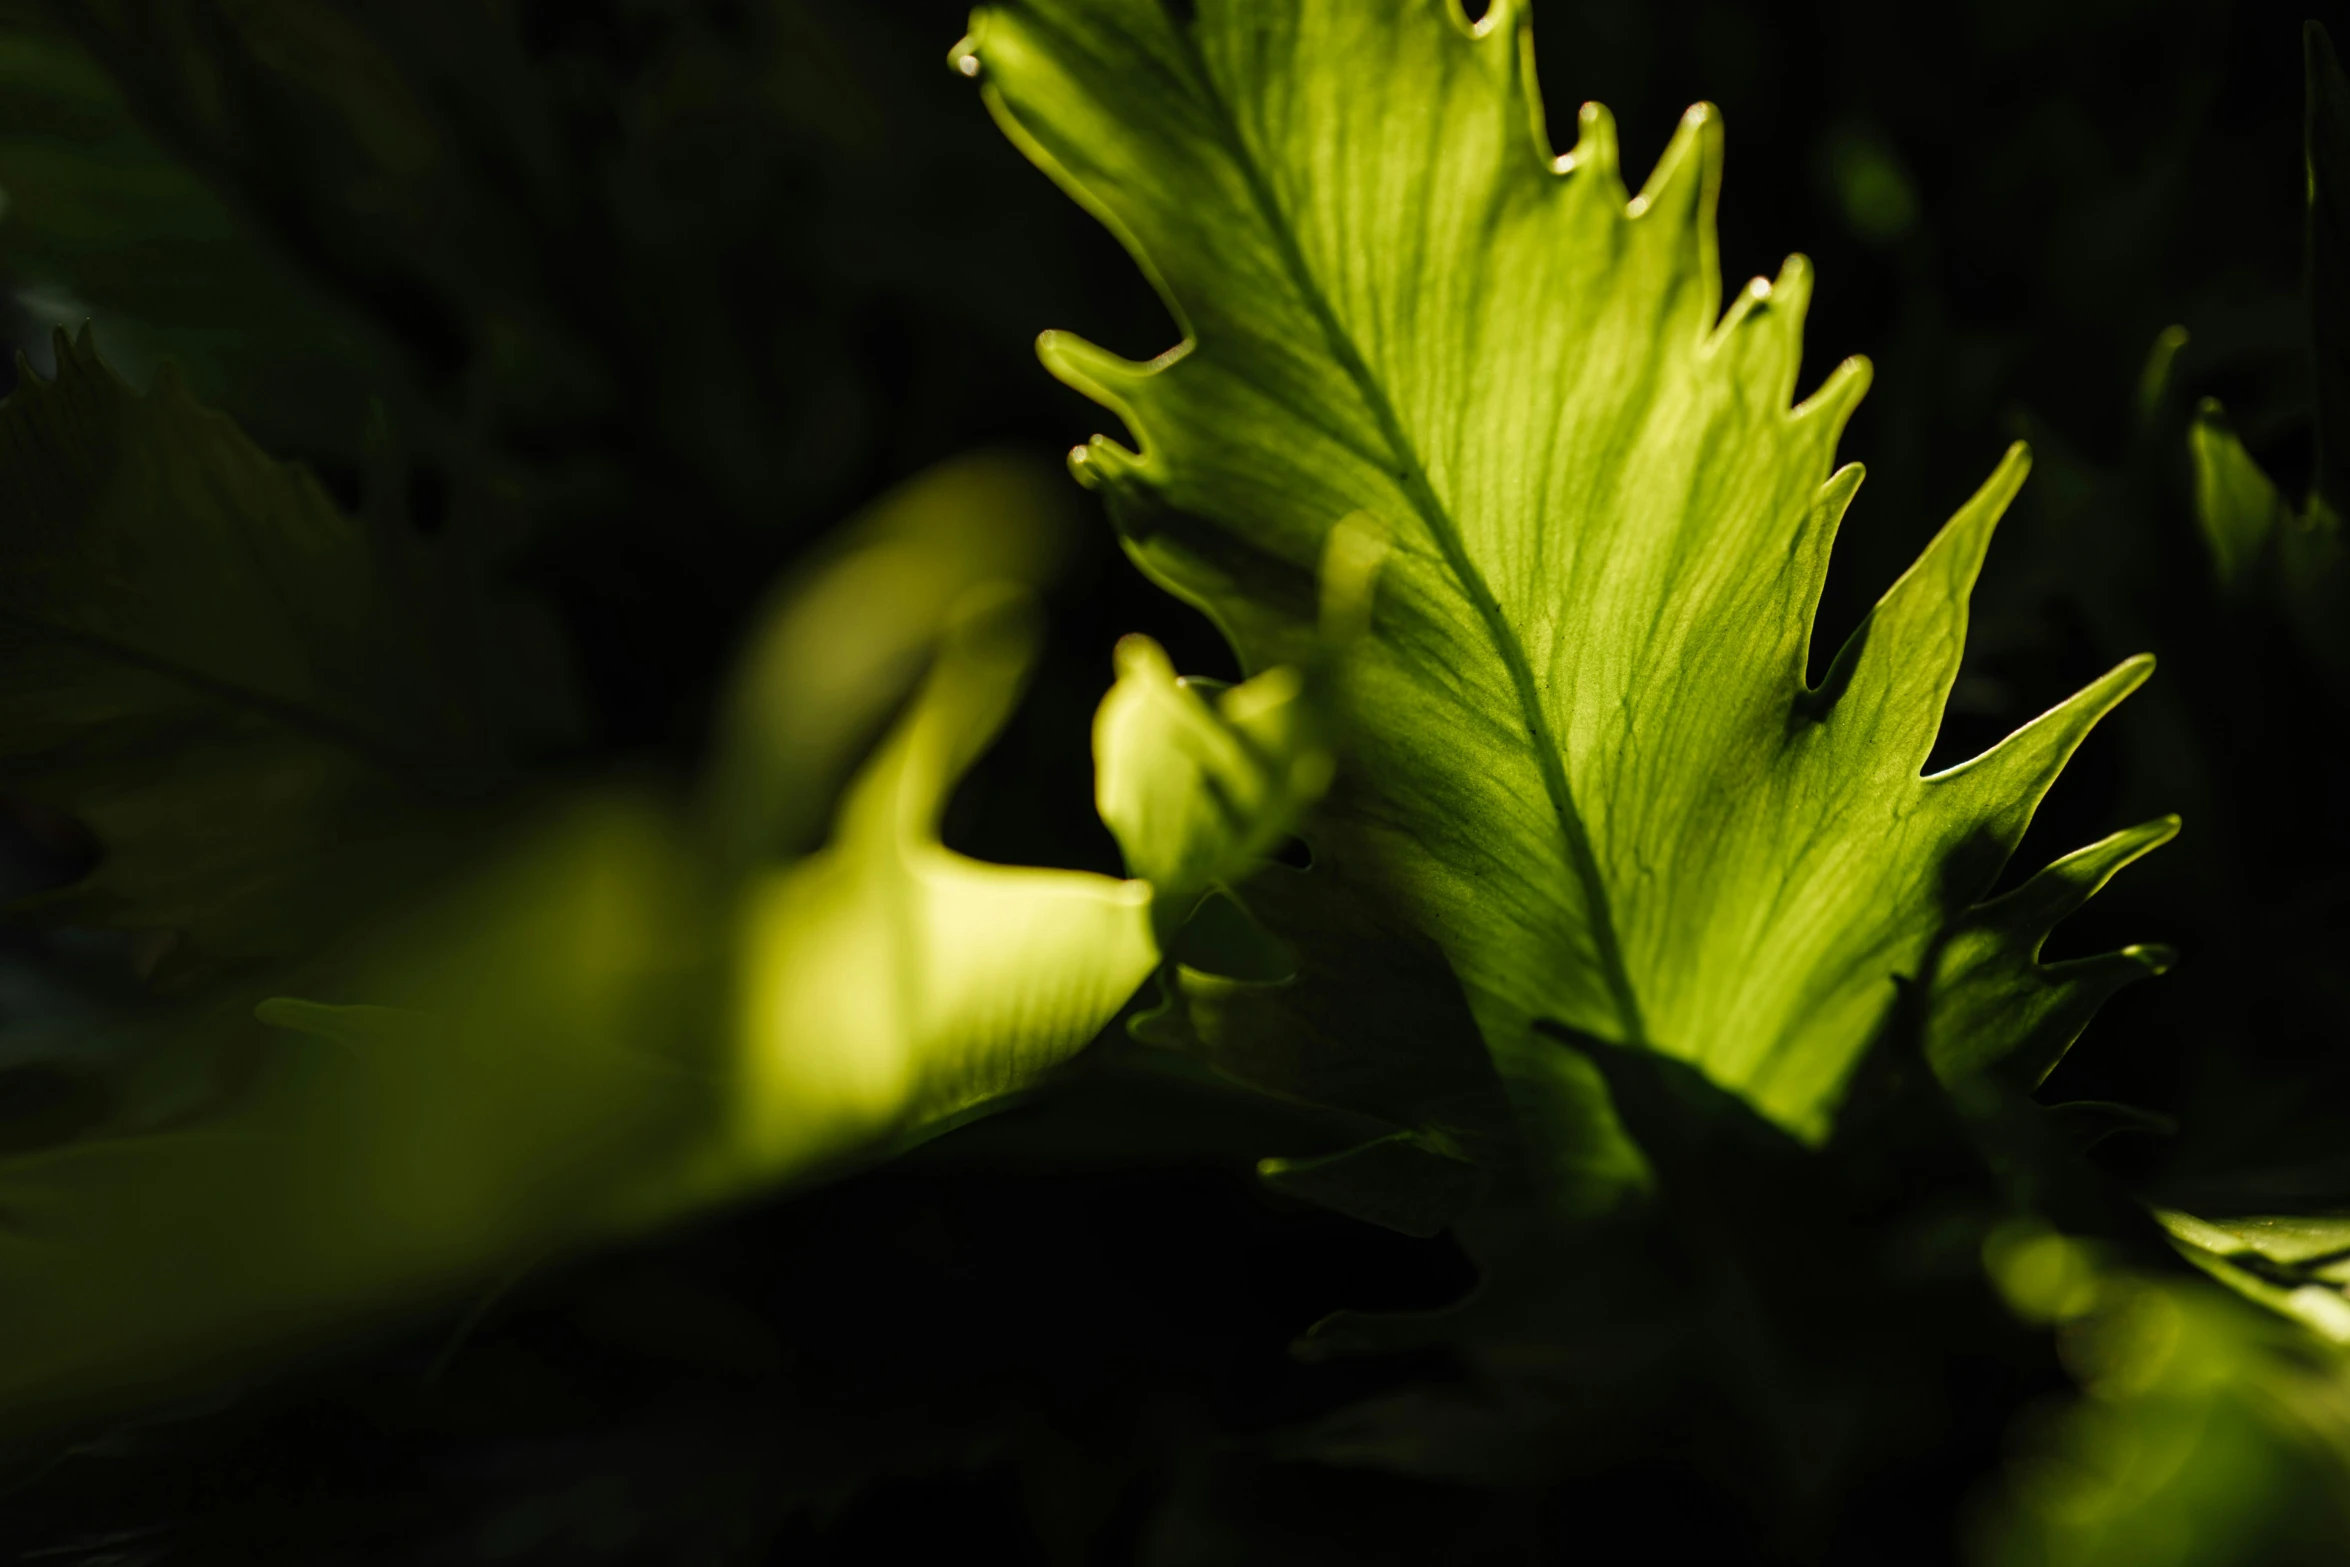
[2187,26,2350,684]
[0,791,722,1442]
[726,587,1160,1171]
[1258,1127,1481,1239]
[2188,399,2294,593]
[0,516,1175,1441]
[1285,1016,2102,1501]
[1129,830,1509,1147]
[2157,1208,2350,1347]
[1923,817,2179,1087]
[0,329,564,984]
[1092,516,1374,938]
[1975,1260,2350,1567]
[964,0,2166,1196]
[2190,399,2350,681]
[0,13,398,462]
[702,452,1078,868]
[1095,634,1330,939]
[26,0,1127,539]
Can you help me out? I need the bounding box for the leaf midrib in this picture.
[1169,20,1648,1044]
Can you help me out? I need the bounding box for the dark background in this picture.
[1,0,2341,1561]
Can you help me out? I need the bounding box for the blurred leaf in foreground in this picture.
[725,588,1158,1171]
[0,444,1329,1445]
[1976,1233,2350,1567]
[0,790,720,1442]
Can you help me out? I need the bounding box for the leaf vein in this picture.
[1168,17,1647,1044]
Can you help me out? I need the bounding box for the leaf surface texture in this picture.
[965,0,2168,1177]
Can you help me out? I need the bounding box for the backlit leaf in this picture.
[964,0,2169,1203]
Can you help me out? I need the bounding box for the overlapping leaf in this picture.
[0,329,564,984]
[964,0,2172,1199]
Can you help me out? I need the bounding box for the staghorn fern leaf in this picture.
[962,0,2173,1202]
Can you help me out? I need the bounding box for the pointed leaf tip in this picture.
[1974,815,2180,943]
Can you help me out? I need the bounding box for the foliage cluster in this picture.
[1,1,2348,1562]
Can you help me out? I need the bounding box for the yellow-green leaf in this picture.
[0,461,1170,1444]
[964,0,2169,1199]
